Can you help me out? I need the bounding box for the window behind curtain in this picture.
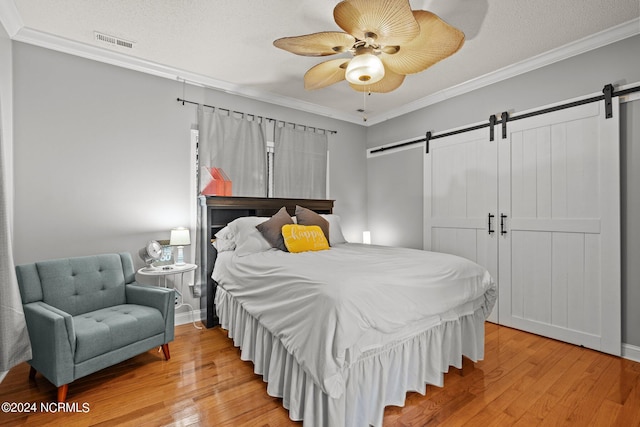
[273,126,328,199]
[197,107,267,197]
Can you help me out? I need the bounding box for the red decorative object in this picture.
[200,167,232,196]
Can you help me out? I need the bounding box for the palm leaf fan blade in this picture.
[381,11,465,75]
[334,0,420,46]
[274,32,356,56]
[304,59,350,90]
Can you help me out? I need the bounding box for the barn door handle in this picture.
[500,214,508,235]
[488,213,495,234]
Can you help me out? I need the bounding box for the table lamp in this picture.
[170,227,190,265]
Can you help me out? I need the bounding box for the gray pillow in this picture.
[295,205,330,245]
[256,207,293,251]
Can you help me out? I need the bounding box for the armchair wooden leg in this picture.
[161,343,170,360]
[29,366,37,381]
[57,384,69,403]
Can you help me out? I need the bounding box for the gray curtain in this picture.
[197,107,267,197]
[0,101,31,381]
[195,107,267,289]
[274,126,328,199]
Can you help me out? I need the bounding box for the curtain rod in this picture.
[176,98,337,135]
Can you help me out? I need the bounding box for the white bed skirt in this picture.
[215,286,487,427]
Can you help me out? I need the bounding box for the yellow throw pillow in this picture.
[282,224,330,253]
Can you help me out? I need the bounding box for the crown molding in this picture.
[365,17,640,126]
[2,5,638,127]
[8,26,365,125]
[0,0,23,37]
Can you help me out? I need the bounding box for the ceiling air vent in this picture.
[94,31,134,49]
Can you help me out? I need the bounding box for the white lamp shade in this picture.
[170,227,191,246]
[345,53,385,85]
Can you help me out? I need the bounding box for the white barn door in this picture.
[424,127,499,323]
[498,98,621,355]
[424,96,620,349]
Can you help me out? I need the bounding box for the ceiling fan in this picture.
[273,0,465,93]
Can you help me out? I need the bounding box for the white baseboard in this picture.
[622,343,640,363]
[175,308,205,327]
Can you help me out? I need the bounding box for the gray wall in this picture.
[367,146,424,248]
[365,35,640,347]
[367,35,640,148]
[11,42,367,314]
[8,30,640,345]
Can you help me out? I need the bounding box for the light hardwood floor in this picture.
[1,322,639,426]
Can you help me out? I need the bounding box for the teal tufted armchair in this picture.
[15,253,175,402]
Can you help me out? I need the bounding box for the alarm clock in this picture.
[138,240,162,269]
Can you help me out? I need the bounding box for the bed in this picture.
[201,196,496,426]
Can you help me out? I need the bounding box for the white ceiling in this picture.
[1,0,639,125]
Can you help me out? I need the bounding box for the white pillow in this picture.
[320,214,347,245]
[213,226,236,252]
[228,216,273,256]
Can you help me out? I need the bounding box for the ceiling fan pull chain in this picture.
[362,88,368,122]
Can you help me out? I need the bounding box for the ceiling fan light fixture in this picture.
[274,0,465,93]
[345,49,385,85]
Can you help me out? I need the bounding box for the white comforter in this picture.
[213,243,496,399]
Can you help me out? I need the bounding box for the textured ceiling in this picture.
[3,0,640,124]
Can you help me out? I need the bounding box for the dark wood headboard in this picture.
[200,196,334,328]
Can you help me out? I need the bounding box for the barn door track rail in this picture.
[369,83,639,155]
